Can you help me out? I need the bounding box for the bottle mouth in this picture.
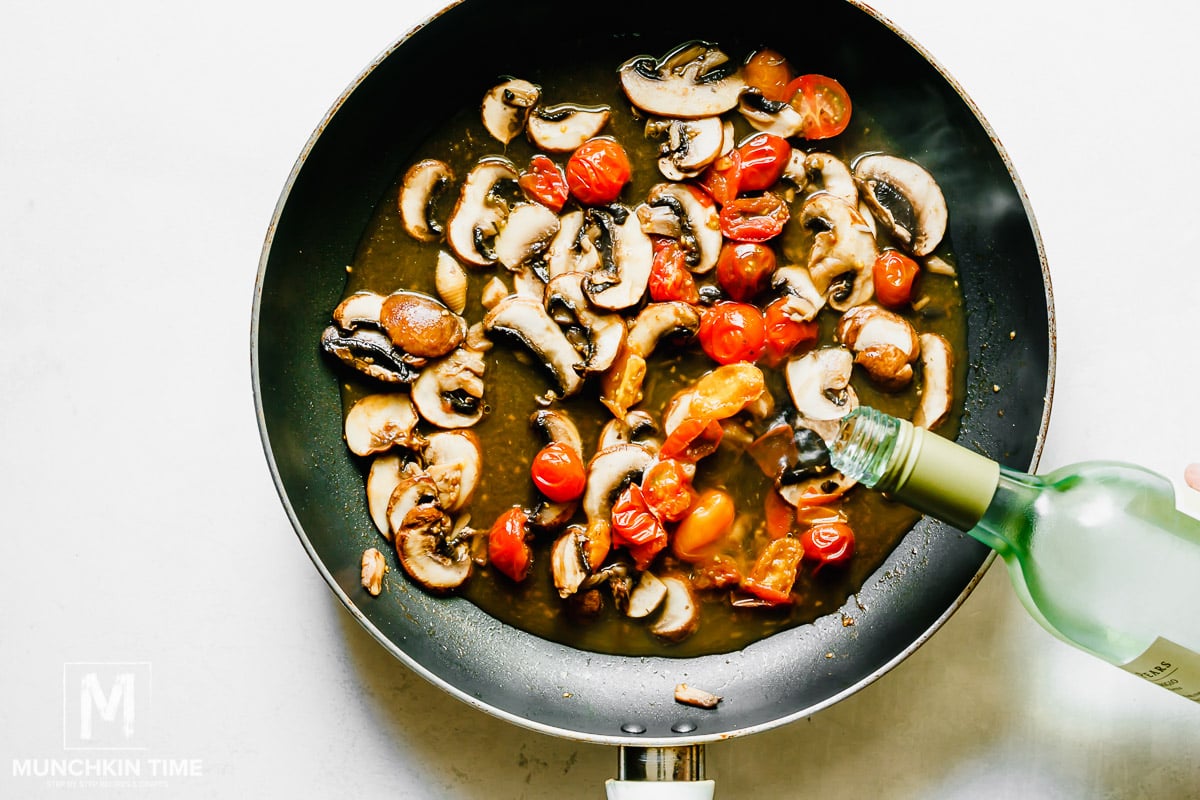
[829,406,902,489]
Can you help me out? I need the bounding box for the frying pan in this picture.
[252,0,1054,793]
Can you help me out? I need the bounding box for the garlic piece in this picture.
[361,547,386,596]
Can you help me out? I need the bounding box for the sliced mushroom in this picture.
[527,103,611,152]
[551,527,591,599]
[399,159,455,242]
[445,157,519,267]
[395,503,471,593]
[737,90,806,138]
[545,210,601,279]
[853,153,948,257]
[494,202,560,270]
[778,469,857,508]
[650,575,699,642]
[423,430,483,512]
[411,345,488,429]
[483,294,585,397]
[434,251,469,314]
[836,304,920,389]
[320,326,422,385]
[626,570,668,618]
[332,291,386,331]
[641,183,722,273]
[379,291,467,360]
[646,116,725,179]
[367,453,415,539]
[598,410,662,453]
[600,302,702,419]
[544,272,627,373]
[770,267,826,322]
[790,152,858,207]
[619,41,745,119]
[913,332,953,430]
[482,78,541,145]
[800,192,877,312]
[582,205,654,311]
[785,347,859,443]
[582,444,655,560]
[386,473,442,540]
[344,393,422,457]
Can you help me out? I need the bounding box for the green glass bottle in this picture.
[830,406,1200,702]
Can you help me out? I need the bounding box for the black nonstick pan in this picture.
[252,0,1053,790]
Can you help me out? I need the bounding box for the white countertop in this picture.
[3,1,1199,796]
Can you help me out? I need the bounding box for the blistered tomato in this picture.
[565,137,631,205]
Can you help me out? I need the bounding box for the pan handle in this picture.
[604,745,715,799]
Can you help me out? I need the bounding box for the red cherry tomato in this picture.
[640,459,696,522]
[743,48,794,102]
[518,154,569,213]
[761,296,819,366]
[764,489,794,540]
[716,241,776,301]
[648,237,700,303]
[872,249,921,308]
[565,137,631,205]
[488,507,532,582]
[698,150,742,206]
[611,484,666,546]
[735,133,791,192]
[530,441,586,503]
[785,74,852,140]
[741,536,804,604]
[698,301,766,365]
[800,522,856,570]
[673,488,736,562]
[692,554,743,591]
[718,193,789,242]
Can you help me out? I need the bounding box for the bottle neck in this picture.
[831,407,1001,532]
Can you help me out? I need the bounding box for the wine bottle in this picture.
[829,406,1200,702]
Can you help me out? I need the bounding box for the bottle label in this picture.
[1121,637,1200,702]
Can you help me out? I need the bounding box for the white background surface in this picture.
[3,0,1199,797]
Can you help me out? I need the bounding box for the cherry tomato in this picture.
[660,417,724,462]
[716,241,776,302]
[691,554,742,591]
[741,537,804,604]
[641,459,696,522]
[800,522,856,570]
[649,237,700,303]
[735,133,791,192]
[673,488,735,562]
[698,150,741,206]
[761,296,819,366]
[764,489,794,540]
[488,507,532,582]
[660,364,764,459]
[743,48,794,103]
[611,484,666,546]
[518,154,569,213]
[530,441,586,503]
[698,301,766,364]
[785,74,852,140]
[719,193,790,242]
[872,249,920,308]
[565,137,631,205]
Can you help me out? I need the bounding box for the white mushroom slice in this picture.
[800,192,877,312]
[344,393,421,457]
[598,410,662,453]
[494,202,560,270]
[837,304,920,389]
[799,152,858,207]
[545,209,601,279]
[642,183,722,274]
[399,159,455,242]
[434,251,468,314]
[367,453,411,539]
[619,41,745,119]
[785,347,859,443]
[646,116,725,179]
[582,205,654,311]
[551,527,590,598]
[411,346,487,429]
[423,430,483,512]
[771,267,826,321]
[778,470,857,507]
[650,575,699,642]
[483,294,585,397]
[445,157,519,267]
[482,78,541,145]
[600,302,701,419]
[853,153,948,257]
[913,332,954,430]
[738,91,806,137]
[332,291,386,331]
[626,571,668,619]
[582,444,655,533]
[386,474,442,541]
[544,272,627,373]
[527,103,611,152]
[395,504,470,593]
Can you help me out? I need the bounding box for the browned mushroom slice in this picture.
[619,41,745,119]
[411,346,487,429]
[482,78,541,145]
[913,332,954,430]
[379,291,467,360]
[650,575,699,642]
[399,159,455,242]
[853,153,948,257]
[445,157,519,267]
[836,304,920,390]
[386,474,441,541]
[344,393,421,457]
[320,326,421,385]
[395,504,471,593]
[551,527,590,599]
[526,103,611,152]
[423,430,483,512]
[483,294,585,397]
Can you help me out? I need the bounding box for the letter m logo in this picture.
[63,662,151,750]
